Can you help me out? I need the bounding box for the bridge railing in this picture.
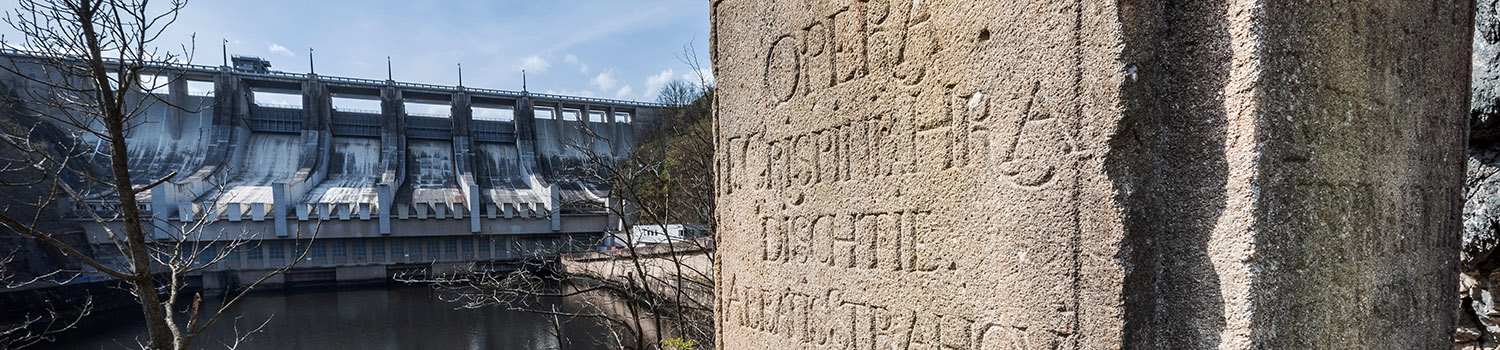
[0,47,226,75]
[467,87,524,97]
[334,108,381,115]
[243,70,306,81]
[531,92,667,108]
[318,75,385,86]
[0,49,667,108]
[406,111,448,118]
[397,81,460,92]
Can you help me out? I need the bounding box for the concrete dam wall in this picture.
[0,52,663,284]
[712,0,1469,348]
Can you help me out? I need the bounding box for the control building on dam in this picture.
[0,53,663,287]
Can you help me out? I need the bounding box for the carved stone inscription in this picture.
[718,0,1468,348]
[715,0,1102,348]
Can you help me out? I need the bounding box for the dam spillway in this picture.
[0,52,662,286]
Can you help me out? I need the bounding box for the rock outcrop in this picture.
[1459,1,1500,348]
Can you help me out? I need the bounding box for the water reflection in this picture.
[42,285,611,350]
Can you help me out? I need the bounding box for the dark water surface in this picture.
[39,285,613,350]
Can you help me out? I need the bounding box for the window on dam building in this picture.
[535,107,556,119]
[405,101,449,118]
[474,105,514,121]
[254,92,302,109]
[333,97,381,113]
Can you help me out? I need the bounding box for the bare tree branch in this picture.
[0,1,309,349]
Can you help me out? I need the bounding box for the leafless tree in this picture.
[0,250,93,349]
[0,1,312,349]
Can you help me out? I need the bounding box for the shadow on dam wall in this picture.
[1108,0,1231,348]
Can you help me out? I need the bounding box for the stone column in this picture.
[290,78,333,200]
[712,0,1469,349]
[211,72,240,127]
[377,86,406,235]
[553,102,569,154]
[550,185,561,232]
[206,72,246,168]
[273,183,288,237]
[166,71,187,140]
[607,106,620,156]
[450,91,481,233]
[300,78,332,132]
[580,104,592,156]
[514,94,545,185]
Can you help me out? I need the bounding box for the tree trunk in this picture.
[104,110,172,349]
[105,111,172,349]
[75,4,173,347]
[94,61,170,350]
[129,277,173,349]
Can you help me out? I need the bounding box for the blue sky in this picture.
[0,0,711,103]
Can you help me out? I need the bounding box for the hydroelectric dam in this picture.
[0,52,663,288]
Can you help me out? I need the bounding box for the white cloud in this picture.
[563,54,588,73]
[590,71,618,91]
[682,68,714,86]
[614,85,634,99]
[268,43,294,57]
[643,69,675,99]
[518,55,550,73]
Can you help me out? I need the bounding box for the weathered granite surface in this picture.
[1469,0,1499,141]
[1459,0,1500,348]
[712,0,1469,348]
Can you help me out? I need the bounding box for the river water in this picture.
[40,285,615,350]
